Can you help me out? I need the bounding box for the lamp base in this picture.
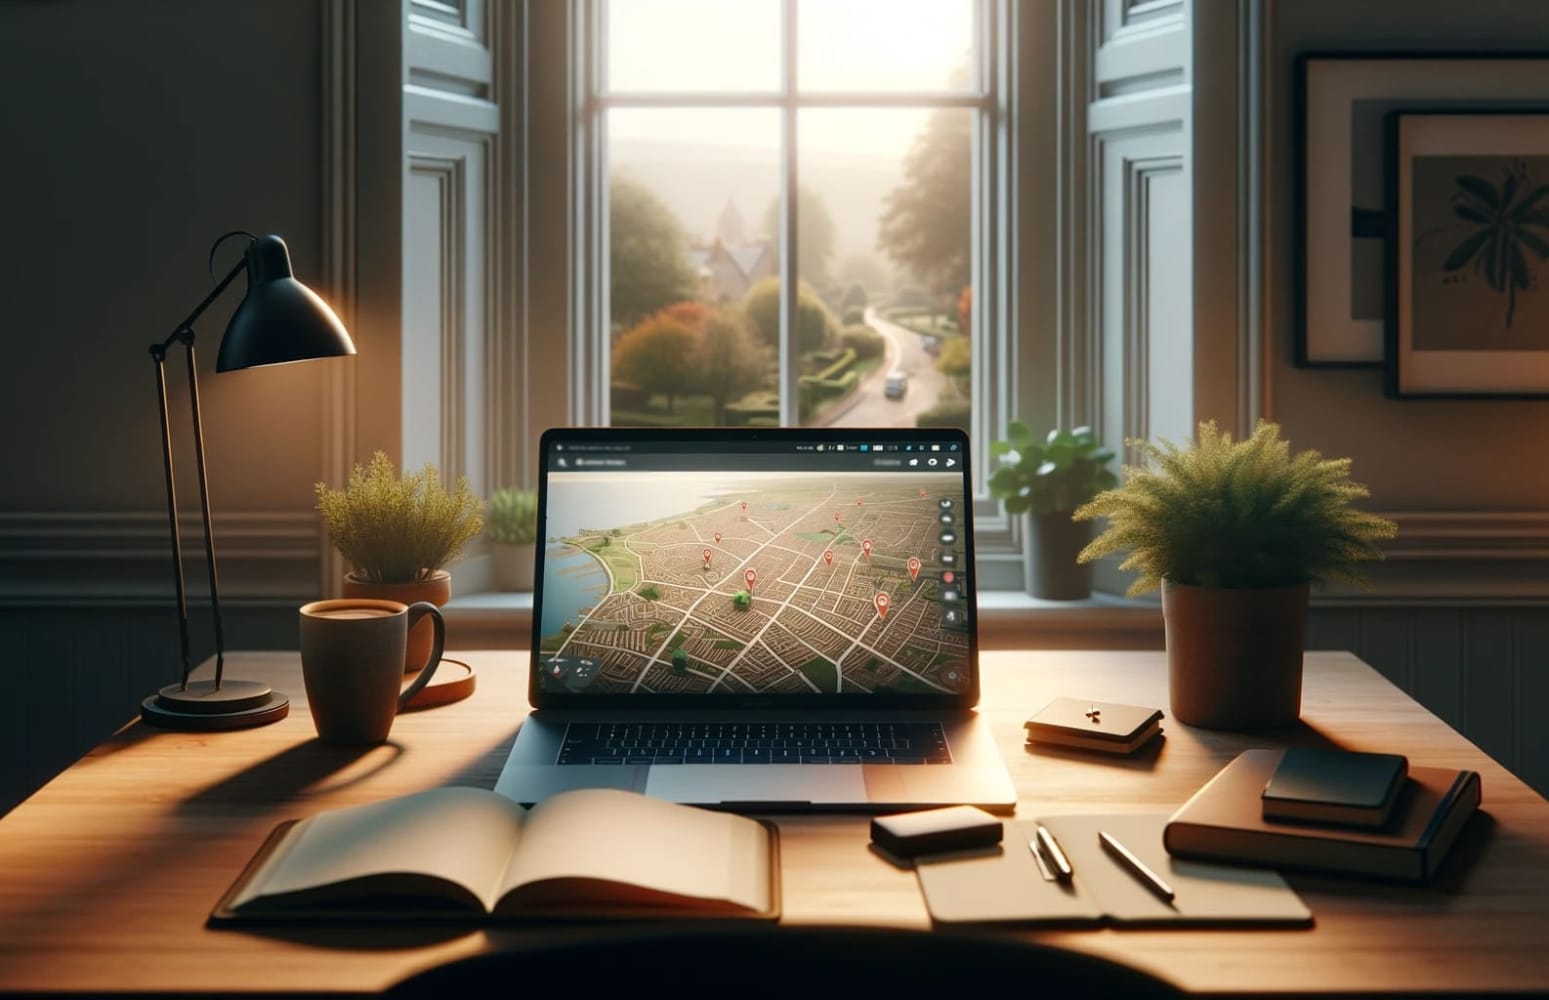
[139,679,290,731]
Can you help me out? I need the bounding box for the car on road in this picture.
[921,334,941,356]
[884,370,909,400]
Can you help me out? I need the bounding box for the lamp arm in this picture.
[148,251,247,691]
[151,350,194,689]
[150,255,247,358]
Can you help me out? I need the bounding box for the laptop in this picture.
[494,425,1016,814]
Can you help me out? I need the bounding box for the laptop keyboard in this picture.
[556,721,952,765]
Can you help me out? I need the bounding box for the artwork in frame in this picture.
[1385,111,1549,398]
[1294,52,1549,368]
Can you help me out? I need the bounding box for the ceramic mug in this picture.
[298,598,445,744]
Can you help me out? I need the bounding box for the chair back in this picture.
[387,924,1183,998]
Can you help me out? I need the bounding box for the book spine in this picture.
[1419,771,1481,881]
[1163,821,1423,882]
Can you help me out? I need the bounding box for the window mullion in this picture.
[777,0,798,426]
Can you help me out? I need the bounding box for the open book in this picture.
[211,786,779,923]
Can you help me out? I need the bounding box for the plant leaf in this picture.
[1453,203,1491,225]
[1442,228,1494,271]
[1510,241,1530,290]
[1509,184,1549,220]
[1515,224,1549,260]
[1456,174,1501,210]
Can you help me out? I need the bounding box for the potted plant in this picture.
[1074,420,1397,730]
[488,487,539,592]
[988,423,1117,600]
[315,452,483,672]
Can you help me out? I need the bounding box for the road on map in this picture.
[825,307,949,428]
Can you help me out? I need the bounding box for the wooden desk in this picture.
[1,650,1547,996]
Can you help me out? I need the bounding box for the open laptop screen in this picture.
[530,427,977,709]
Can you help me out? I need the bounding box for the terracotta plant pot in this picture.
[342,570,452,673]
[1161,579,1309,730]
[492,542,536,592]
[1026,512,1092,601]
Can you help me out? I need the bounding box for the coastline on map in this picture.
[540,541,609,639]
[543,479,728,537]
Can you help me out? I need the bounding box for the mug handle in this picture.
[398,602,446,711]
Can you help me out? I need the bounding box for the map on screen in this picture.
[536,470,970,696]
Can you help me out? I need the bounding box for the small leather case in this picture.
[1024,698,1164,755]
[870,805,1003,858]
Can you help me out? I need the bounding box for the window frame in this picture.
[522,0,1071,593]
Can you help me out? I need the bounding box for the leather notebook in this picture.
[915,813,1312,928]
[1261,746,1408,828]
[1166,749,1481,883]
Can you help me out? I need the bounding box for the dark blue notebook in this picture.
[1261,747,1408,828]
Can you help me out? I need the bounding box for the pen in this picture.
[1097,830,1175,902]
[1033,823,1074,881]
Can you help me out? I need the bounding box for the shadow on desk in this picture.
[385,924,1185,998]
[176,724,521,809]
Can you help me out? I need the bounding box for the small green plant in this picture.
[487,487,539,545]
[988,423,1117,515]
[1074,420,1397,595]
[315,451,483,584]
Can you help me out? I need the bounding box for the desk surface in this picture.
[2,650,1548,996]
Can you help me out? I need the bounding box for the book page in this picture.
[231,786,527,913]
[495,788,771,915]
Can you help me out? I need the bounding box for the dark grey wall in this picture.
[0,0,331,813]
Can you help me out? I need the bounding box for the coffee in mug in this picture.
[298,598,445,745]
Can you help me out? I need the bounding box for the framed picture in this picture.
[1294,52,1549,368]
[1385,111,1549,398]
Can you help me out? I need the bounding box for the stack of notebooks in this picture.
[1164,747,1482,884]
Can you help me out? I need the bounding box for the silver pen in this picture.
[1033,823,1074,881]
[1098,830,1175,901]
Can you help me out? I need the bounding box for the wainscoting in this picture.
[1306,606,1549,802]
[0,605,296,817]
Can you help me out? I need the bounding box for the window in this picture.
[367,1,1227,612]
[581,0,998,444]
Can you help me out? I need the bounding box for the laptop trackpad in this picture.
[645,764,865,808]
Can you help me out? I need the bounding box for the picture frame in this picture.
[1385,110,1549,399]
[1294,52,1549,368]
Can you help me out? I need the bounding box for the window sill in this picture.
[441,589,1165,651]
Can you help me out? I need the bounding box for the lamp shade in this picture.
[216,234,355,372]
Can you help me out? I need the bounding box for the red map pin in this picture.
[714,531,722,543]
[875,592,890,618]
[907,556,921,581]
[703,548,712,565]
[744,568,757,589]
[834,512,841,522]
[919,489,927,498]
[823,549,833,566]
[857,497,863,506]
[740,502,747,512]
[862,538,873,559]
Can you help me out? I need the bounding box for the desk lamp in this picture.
[139,231,355,730]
